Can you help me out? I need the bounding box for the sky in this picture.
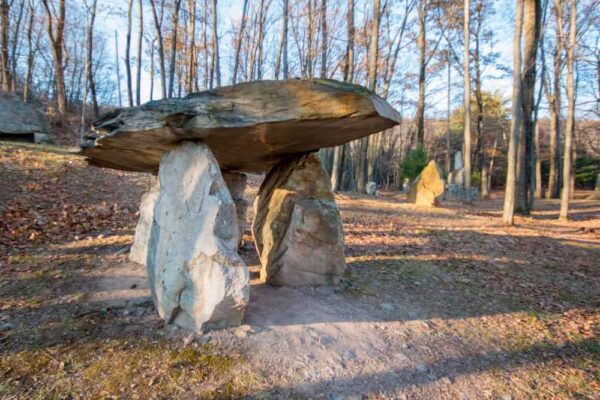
[96,0,527,118]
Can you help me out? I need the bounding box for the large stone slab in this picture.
[408,160,445,207]
[252,153,345,286]
[80,79,401,173]
[129,176,160,265]
[147,142,249,332]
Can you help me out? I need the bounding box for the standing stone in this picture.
[129,176,160,265]
[402,178,411,193]
[454,151,463,171]
[365,181,377,196]
[147,142,249,333]
[222,172,248,247]
[587,174,600,200]
[252,153,345,286]
[408,160,445,207]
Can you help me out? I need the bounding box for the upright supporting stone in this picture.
[222,172,248,247]
[147,142,249,333]
[252,153,345,286]
[129,176,160,265]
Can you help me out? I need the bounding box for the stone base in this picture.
[144,142,249,333]
[252,153,345,286]
[222,172,248,247]
[129,176,160,265]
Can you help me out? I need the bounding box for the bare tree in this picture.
[149,0,167,98]
[0,0,13,92]
[463,0,472,203]
[331,0,354,192]
[81,0,98,136]
[414,0,427,147]
[232,0,249,84]
[516,0,541,213]
[559,0,576,219]
[275,0,289,79]
[185,0,195,93]
[544,0,564,198]
[23,0,35,102]
[356,0,380,193]
[168,0,181,97]
[319,0,327,78]
[114,30,123,107]
[125,0,134,106]
[136,0,143,104]
[41,0,67,115]
[210,0,220,87]
[502,0,525,225]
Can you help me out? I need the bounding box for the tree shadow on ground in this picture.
[249,336,599,398]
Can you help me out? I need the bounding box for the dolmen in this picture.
[80,79,401,332]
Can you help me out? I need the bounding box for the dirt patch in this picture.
[1,143,598,399]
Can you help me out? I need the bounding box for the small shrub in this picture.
[401,146,427,181]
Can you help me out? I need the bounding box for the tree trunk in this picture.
[232,0,248,84]
[343,0,354,82]
[23,0,35,102]
[168,0,181,97]
[415,0,426,147]
[502,0,524,225]
[516,0,541,213]
[306,0,314,78]
[0,0,12,92]
[463,0,472,203]
[149,0,167,98]
[357,0,379,192]
[125,0,134,106]
[41,0,67,116]
[186,0,195,94]
[136,0,143,105]
[445,53,451,175]
[546,0,563,199]
[319,0,327,78]
[534,123,543,197]
[559,0,576,220]
[332,0,354,192]
[211,0,220,87]
[114,31,122,107]
[82,0,97,132]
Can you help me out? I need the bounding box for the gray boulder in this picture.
[129,176,160,265]
[0,95,52,143]
[252,153,345,286]
[365,181,377,196]
[147,142,249,332]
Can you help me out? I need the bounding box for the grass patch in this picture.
[0,338,248,398]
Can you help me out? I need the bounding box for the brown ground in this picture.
[1,142,599,399]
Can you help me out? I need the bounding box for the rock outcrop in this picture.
[0,94,53,143]
[80,79,401,173]
[252,153,345,286]
[408,160,445,207]
[147,142,249,332]
[129,176,160,265]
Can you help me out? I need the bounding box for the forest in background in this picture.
[0,0,599,222]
